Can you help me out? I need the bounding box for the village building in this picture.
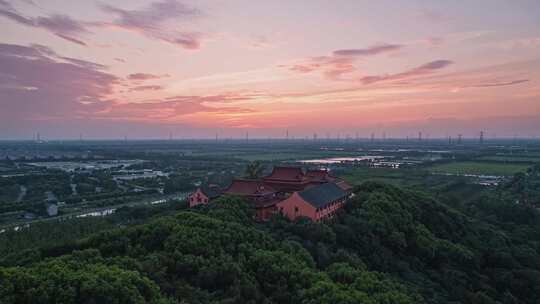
[276,182,348,222]
[188,166,352,221]
[45,202,58,217]
[188,185,221,207]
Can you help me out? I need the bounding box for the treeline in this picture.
[0,200,186,262]
[498,164,540,207]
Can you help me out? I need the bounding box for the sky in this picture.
[0,0,539,140]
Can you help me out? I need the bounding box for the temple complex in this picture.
[188,166,352,221]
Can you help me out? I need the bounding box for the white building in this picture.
[45,203,58,217]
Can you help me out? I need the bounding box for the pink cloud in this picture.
[289,64,317,73]
[464,79,530,88]
[55,33,87,46]
[0,1,89,45]
[164,92,257,103]
[283,43,403,80]
[359,60,454,84]
[0,43,256,131]
[284,56,356,80]
[333,44,403,56]
[98,0,202,50]
[129,85,164,92]
[127,73,169,81]
[0,0,205,49]
[0,43,117,123]
[98,98,254,122]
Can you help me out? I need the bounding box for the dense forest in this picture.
[1,166,539,303]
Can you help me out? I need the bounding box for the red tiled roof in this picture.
[305,169,330,182]
[224,179,276,196]
[264,166,305,181]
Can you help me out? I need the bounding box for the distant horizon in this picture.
[1,135,538,142]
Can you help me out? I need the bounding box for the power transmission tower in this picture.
[479,131,484,144]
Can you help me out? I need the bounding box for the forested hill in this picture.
[269,181,540,303]
[1,168,540,303]
[0,198,420,303]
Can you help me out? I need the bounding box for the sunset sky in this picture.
[1,0,539,139]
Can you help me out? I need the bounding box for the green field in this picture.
[341,167,435,187]
[428,161,530,176]
[236,151,359,162]
[477,156,540,162]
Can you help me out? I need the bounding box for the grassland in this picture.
[341,167,430,186]
[476,156,540,162]
[428,161,530,176]
[340,166,491,205]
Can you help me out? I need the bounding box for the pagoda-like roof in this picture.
[297,182,347,208]
[224,179,276,196]
[263,166,305,182]
[305,169,331,182]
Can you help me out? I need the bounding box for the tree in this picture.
[244,161,264,179]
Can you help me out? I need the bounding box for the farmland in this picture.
[428,161,530,176]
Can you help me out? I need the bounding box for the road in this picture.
[0,192,189,232]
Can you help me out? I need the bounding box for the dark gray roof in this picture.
[298,182,347,208]
[200,185,221,198]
